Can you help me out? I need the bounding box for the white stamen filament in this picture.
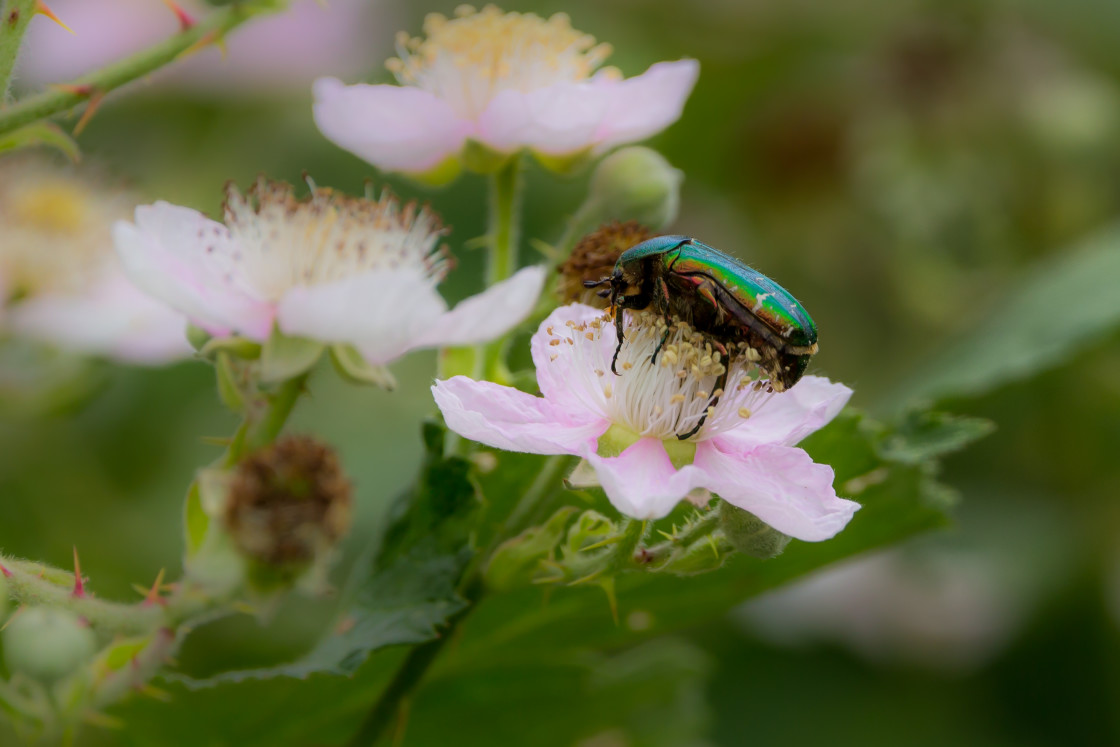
[545,310,777,441]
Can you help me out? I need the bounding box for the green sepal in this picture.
[718,502,791,559]
[531,146,594,175]
[328,344,396,389]
[214,352,246,414]
[183,481,209,557]
[405,155,463,187]
[259,330,324,383]
[485,506,578,592]
[0,121,80,161]
[461,139,515,174]
[198,335,262,360]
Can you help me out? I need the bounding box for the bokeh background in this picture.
[3,0,1120,744]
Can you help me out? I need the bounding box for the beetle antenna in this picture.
[583,277,609,289]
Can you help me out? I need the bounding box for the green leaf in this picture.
[170,421,479,687]
[328,344,396,389]
[877,410,996,465]
[884,224,1120,409]
[259,331,323,384]
[0,121,80,161]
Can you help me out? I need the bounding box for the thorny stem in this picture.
[0,1,281,137]
[0,0,36,101]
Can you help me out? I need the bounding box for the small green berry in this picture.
[4,607,97,683]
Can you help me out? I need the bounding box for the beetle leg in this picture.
[650,276,673,365]
[678,349,731,440]
[611,305,625,375]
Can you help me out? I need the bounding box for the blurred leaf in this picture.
[171,421,477,687]
[884,224,1120,409]
[0,122,80,160]
[877,410,996,465]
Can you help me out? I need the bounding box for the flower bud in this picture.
[224,435,352,588]
[557,221,654,305]
[719,501,791,559]
[4,607,97,683]
[579,147,683,231]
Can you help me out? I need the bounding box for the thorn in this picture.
[0,563,11,578]
[567,568,604,586]
[0,607,24,632]
[35,0,73,33]
[72,546,85,597]
[160,0,195,31]
[49,83,94,97]
[656,529,676,542]
[141,568,167,606]
[706,535,720,558]
[579,535,623,552]
[72,88,105,135]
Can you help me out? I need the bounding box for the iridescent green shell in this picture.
[618,235,818,351]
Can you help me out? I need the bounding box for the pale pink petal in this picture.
[313,78,472,172]
[476,82,613,155]
[8,273,191,365]
[583,437,702,519]
[409,266,546,350]
[695,441,859,542]
[276,269,446,364]
[717,375,852,451]
[113,203,274,340]
[433,376,608,455]
[529,303,614,417]
[593,60,700,151]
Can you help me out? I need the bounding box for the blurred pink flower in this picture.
[313,5,699,177]
[15,0,389,94]
[0,159,191,365]
[433,304,858,540]
[113,178,545,364]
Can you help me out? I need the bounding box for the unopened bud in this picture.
[719,502,791,559]
[557,221,654,306]
[580,147,683,230]
[224,435,352,587]
[4,607,97,683]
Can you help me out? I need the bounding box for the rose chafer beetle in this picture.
[585,235,819,437]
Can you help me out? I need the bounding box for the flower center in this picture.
[221,179,448,302]
[546,310,778,442]
[11,184,89,235]
[386,4,616,119]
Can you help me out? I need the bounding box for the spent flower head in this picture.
[313,4,699,180]
[433,304,859,541]
[113,177,545,366]
[0,159,190,364]
[558,221,655,306]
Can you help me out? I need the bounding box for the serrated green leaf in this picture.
[878,410,996,465]
[884,224,1120,409]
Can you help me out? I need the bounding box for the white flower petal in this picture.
[717,375,853,451]
[114,203,274,340]
[433,376,608,454]
[695,440,859,542]
[276,268,446,365]
[593,60,700,151]
[583,437,701,519]
[313,77,473,172]
[529,303,616,419]
[410,265,546,350]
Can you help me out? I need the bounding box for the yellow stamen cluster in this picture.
[386,5,616,117]
[0,159,131,297]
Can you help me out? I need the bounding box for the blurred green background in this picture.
[4,0,1120,744]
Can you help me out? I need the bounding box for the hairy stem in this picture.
[485,156,523,287]
[0,1,279,137]
[0,0,36,101]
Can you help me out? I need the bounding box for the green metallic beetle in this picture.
[584,235,819,435]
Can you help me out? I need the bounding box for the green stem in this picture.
[346,576,483,747]
[500,454,575,538]
[485,156,523,287]
[0,1,277,137]
[0,0,35,102]
[242,371,310,453]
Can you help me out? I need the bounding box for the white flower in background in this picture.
[113,178,545,365]
[0,159,191,365]
[433,304,858,541]
[15,0,390,94]
[313,4,699,178]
